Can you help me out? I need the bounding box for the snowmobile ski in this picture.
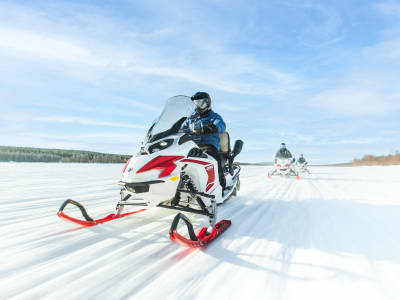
[57,199,146,227]
[169,212,231,248]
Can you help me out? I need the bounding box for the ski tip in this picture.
[170,219,232,248]
[57,211,96,227]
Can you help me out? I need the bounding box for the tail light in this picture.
[122,158,131,173]
[136,156,184,178]
[277,164,281,167]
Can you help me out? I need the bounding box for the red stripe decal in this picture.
[181,159,210,165]
[136,156,184,178]
[205,164,215,186]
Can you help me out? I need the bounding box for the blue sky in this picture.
[1,0,399,163]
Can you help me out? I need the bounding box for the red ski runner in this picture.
[169,213,231,248]
[57,199,145,227]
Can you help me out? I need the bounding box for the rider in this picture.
[180,92,226,189]
[297,154,307,164]
[275,143,293,162]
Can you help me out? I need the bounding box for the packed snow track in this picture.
[1,163,399,300]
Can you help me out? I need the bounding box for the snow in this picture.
[1,163,400,300]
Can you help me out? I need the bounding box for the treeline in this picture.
[352,152,400,166]
[0,146,131,163]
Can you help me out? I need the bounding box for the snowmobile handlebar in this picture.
[58,199,95,222]
[180,130,216,138]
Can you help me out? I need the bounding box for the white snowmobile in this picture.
[268,156,299,179]
[58,95,243,247]
[295,159,310,174]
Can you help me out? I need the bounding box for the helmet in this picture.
[280,143,286,149]
[300,154,304,157]
[191,92,211,113]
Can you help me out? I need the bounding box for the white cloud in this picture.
[336,137,390,145]
[215,104,241,112]
[0,28,106,66]
[110,97,161,113]
[308,87,400,116]
[0,14,299,96]
[279,1,343,47]
[33,116,147,129]
[362,38,400,61]
[374,2,400,16]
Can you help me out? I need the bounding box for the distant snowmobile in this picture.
[268,157,299,178]
[57,95,243,248]
[268,143,299,179]
[295,154,310,174]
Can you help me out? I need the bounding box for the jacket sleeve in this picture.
[212,113,226,133]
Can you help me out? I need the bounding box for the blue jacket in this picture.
[180,109,226,151]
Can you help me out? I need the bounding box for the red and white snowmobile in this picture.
[58,95,243,248]
[268,157,299,179]
[295,161,310,174]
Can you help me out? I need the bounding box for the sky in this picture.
[1,0,400,163]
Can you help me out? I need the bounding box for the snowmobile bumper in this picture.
[119,178,179,207]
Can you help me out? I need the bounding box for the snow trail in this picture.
[1,163,400,300]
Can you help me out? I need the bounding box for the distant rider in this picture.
[180,92,226,189]
[297,154,307,164]
[275,143,293,162]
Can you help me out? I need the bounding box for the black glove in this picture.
[202,124,218,134]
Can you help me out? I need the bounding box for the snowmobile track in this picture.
[1,163,400,300]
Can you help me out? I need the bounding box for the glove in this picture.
[202,124,218,134]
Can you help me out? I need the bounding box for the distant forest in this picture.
[352,152,400,166]
[0,146,131,163]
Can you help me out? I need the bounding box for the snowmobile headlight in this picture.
[148,139,174,154]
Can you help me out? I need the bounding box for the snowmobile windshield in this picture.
[277,158,290,163]
[146,95,195,143]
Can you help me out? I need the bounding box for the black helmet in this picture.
[280,143,286,149]
[191,92,211,113]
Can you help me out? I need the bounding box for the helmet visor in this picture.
[192,98,208,110]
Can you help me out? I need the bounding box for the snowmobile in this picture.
[268,157,299,179]
[57,95,243,248]
[295,160,310,174]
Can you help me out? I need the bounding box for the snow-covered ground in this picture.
[1,163,400,300]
